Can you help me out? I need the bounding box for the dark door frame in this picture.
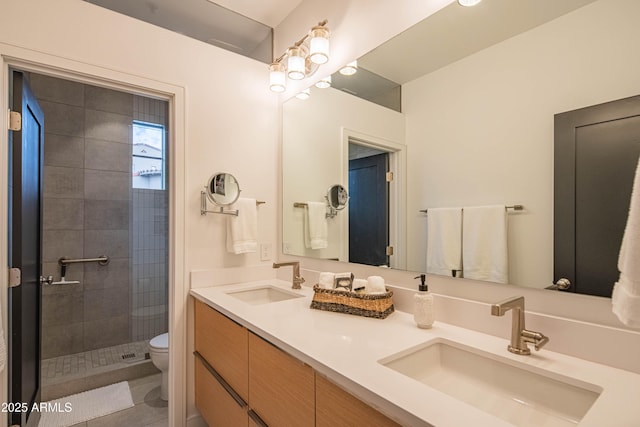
[554,94,640,295]
[8,69,44,427]
[343,130,406,269]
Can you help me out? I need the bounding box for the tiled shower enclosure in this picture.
[30,72,168,393]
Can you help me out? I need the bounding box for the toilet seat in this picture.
[149,333,169,352]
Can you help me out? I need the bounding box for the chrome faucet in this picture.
[272,261,305,289]
[491,296,549,355]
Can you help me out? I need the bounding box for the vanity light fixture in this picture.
[296,88,311,100]
[269,62,286,92]
[269,20,330,92]
[339,60,358,76]
[458,0,482,6]
[315,75,331,89]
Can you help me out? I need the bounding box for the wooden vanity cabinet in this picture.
[195,354,248,427]
[194,299,249,400]
[248,332,315,427]
[194,299,403,427]
[194,299,250,426]
[316,373,402,427]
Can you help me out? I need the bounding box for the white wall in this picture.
[282,87,404,260]
[0,0,278,425]
[404,0,640,288]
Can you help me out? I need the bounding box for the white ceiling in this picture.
[85,0,599,91]
[84,0,303,62]
[206,0,302,28]
[359,0,598,84]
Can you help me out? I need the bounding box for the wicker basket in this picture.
[310,285,394,319]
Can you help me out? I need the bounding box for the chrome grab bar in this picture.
[58,255,110,266]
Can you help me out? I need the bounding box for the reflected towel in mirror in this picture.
[226,197,258,254]
[426,207,462,277]
[613,157,640,328]
[304,201,328,249]
[462,205,508,283]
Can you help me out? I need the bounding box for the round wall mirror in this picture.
[206,172,241,206]
[327,184,349,210]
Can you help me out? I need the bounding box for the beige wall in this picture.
[403,0,640,287]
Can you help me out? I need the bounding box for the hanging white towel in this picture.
[462,205,508,283]
[612,156,640,328]
[426,207,462,277]
[226,198,258,254]
[304,202,328,249]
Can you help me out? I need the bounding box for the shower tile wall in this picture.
[32,73,168,359]
[131,96,169,341]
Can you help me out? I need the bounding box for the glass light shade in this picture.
[287,47,306,80]
[315,75,331,89]
[339,60,358,76]
[458,0,482,6]
[309,27,330,65]
[296,88,311,100]
[269,62,286,92]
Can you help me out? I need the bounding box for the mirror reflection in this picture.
[326,184,349,211]
[206,172,241,206]
[282,0,639,296]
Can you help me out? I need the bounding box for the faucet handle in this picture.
[522,330,549,351]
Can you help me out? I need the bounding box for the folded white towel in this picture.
[226,198,258,254]
[366,275,386,294]
[426,207,462,277]
[304,202,328,250]
[318,272,335,290]
[462,205,508,283]
[612,156,640,328]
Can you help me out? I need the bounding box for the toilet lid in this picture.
[149,333,169,351]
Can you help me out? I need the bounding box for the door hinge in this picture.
[386,171,394,182]
[8,268,21,288]
[386,246,394,256]
[8,110,21,131]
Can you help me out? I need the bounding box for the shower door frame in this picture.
[0,46,187,427]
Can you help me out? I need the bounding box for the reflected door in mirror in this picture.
[349,153,389,266]
[555,95,640,297]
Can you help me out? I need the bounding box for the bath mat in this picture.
[38,381,134,427]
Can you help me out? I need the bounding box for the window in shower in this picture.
[132,120,165,190]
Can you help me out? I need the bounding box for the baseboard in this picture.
[186,414,207,427]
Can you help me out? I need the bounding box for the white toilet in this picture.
[149,333,169,400]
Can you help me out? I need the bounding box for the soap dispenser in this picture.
[414,274,434,329]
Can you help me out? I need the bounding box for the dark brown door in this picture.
[8,70,44,427]
[348,153,389,266]
[555,95,640,297]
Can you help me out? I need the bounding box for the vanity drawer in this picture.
[194,299,249,401]
[316,374,401,427]
[248,332,315,427]
[195,354,248,427]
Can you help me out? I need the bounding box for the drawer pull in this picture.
[194,351,247,408]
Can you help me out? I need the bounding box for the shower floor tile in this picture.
[42,340,151,386]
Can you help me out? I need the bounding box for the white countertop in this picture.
[190,280,640,427]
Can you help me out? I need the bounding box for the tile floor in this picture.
[42,340,150,386]
[68,373,168,427]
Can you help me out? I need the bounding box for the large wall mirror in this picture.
[282,0,640,296]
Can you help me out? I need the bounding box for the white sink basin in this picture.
[379,339,601,427]
[225,285,304,305]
